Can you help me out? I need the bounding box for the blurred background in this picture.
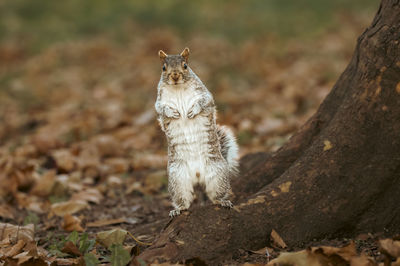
[0,0,378,155]
[0,0,380,259]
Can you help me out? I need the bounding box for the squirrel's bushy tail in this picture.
[217,125,239,176]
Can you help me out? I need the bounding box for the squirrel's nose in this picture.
[171,72,180,81]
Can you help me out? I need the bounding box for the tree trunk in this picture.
[139,0,400,263]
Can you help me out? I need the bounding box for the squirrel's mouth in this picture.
[169,79,184,85]
[169,73,183,85]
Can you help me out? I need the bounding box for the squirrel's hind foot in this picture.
[169,209,182,217]
[219,200,233,208]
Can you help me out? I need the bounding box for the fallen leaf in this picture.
[0,235,11,247]
[70,188,103,204]
[271,229,287,249]
[30,170,56,197]
[6,239,26,257]
[87,218,127,228]
[51,200,88,216]
[84,252,100,266]
[175,240,185,246]
[52,149,76,172]
[267,249,320,266]
[93,135,121,157]
[312,241,356,261]
[350,254,376,266]
[109,244,131,266]
[62,214,84,232]
[12,250,33,264]
[0,204,15,219]
[126,181,142,194]
[55,257,81,265]
[96,228,127,248]
[0,223,34,242]
[31,131,61,153]
[15,192,49,213]
[379,239,400,258]
[249,246,274,256]
[107,175,123,187]
[62,241,82,257]
[104,158,129,174]
[267,242,359,266]
[323,140,333,151]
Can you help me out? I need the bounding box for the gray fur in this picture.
[155,50,239,217]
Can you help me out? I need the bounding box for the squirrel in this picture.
[155,47,239,217]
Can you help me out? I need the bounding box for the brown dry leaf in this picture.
[62,241,82,257]
[249,246,274,257]
[267,242,359,266]
[14,168,36,191]
[0,235,11,247]
[30,170,56,197]
[126,181,142,194]
[312,241,357,261]
[51,200,88,216]
[271,229,287,249]
[0,223,34,243]
[87,218,127,228]
[12,251,33,264]
[379,238,400,258]
[0,172,18,198]
[55,257,81,265]
[93,135,121,157]
[70,188,103,204]
[62,214,84,232]
[107,175,123,187]
[76,144,101,174]
[31,130,61,153]
[393,258,400,266]
[267,249,320,266]
[0,204,15,219]
[350,254,376,266]
[15,192,49,213]
[5,239,26,257]
[23,240,40,256]
[103,158,129,174]
[52,149,76,172]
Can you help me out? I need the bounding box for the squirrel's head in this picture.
[158,48,190,85]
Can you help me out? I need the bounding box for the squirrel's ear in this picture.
[180,47,190,62]
[158,50,168,62]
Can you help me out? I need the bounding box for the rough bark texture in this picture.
[138,0,400,263]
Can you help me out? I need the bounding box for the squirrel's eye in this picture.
[183,63,187,69]
[162,65,166,71]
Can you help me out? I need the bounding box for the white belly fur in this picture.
[162,85,210,185]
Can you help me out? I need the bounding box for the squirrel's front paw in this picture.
[169,209,181,217]
[164,106,180,119]
[187,103,201,119]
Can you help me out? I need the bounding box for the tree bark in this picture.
[139,0,400,263]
